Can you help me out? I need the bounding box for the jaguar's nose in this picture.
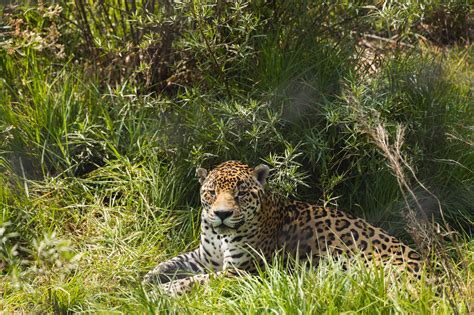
[214,210,233,221]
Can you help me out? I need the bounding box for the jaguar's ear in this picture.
[196,167,208,185]
[253,164,270,185]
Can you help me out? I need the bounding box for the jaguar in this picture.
[142,161,422,294]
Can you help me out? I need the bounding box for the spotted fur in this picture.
[143,161,422,294]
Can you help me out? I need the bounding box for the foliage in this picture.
[0,0,472,313]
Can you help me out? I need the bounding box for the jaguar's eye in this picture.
[208,190,216,197]
[237,190,247,197]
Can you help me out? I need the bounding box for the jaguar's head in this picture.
[197,161,269,235]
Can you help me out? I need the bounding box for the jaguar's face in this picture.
[197,161,269,235]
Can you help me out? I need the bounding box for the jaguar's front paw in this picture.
[159,278,195,296]
[142,271,174,285]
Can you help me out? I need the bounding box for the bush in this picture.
[0,0,472,312]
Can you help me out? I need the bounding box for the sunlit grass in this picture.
[1,1,473,313]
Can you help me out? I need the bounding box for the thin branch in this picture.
[191,0,231,98]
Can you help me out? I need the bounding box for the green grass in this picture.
[1,1,473,313]
[3,243,473,313]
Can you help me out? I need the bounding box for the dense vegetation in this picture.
[0,1,472,313]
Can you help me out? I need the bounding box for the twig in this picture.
[99,0,117,36]
[124,0,139,45]
[191,0,231,98]
[74,0,96,54]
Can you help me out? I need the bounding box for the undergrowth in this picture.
[0,1,473,313]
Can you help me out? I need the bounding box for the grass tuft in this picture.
[1,1,472,313]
